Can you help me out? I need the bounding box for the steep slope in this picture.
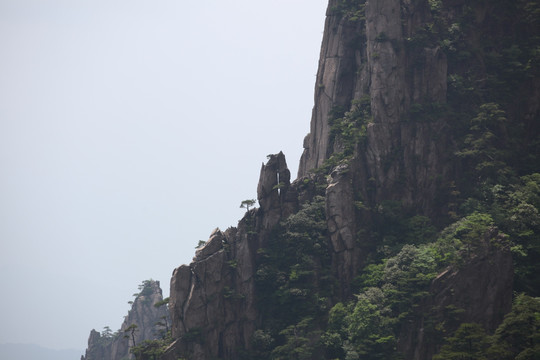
[82,280,169,360]
[159,0,540,359]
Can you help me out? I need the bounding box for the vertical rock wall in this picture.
[166,226,259,360]
[299,0,450,215]
[326,164,359,296]
[296,0,454,293]
[298,0,364,174]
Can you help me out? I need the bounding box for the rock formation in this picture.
[81,280,169,360]
[161,0,540,358]
[164,152,515,359]
[299,0,451,217]
[86,0,539,359]
[164,153,300,360]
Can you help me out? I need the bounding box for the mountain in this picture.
[81,280,169,360]
[0,343,82,360]
[89,0,540,359]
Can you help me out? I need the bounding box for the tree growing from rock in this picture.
[124,324,138,347]
[154,297,170,337]
[240,199,256,212]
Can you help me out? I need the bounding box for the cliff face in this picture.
[163,0,539,359]
[164,152,300,360]
[164,155,514,359]
[299,0,450,214]
[82,280,169,360]
[297,0,538,302]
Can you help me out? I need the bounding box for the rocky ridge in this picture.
[85,0,539,358]
[81,280,169,360]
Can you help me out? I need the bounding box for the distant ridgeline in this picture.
[81,280,169,360]
[85,0,540,359]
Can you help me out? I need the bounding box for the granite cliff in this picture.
[88,0,540,359]
[161,0,539,359]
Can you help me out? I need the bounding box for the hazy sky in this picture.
[0,0,328,352]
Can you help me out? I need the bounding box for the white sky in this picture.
[0,0,328,352]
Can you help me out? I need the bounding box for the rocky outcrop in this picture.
[81,280,169,360]
[82,329,117,360]
[166,226,258,360]
[257,152,296,229]
[326,163,360,296]
[164,153,299,360]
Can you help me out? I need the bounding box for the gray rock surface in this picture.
[81,280,169,360]
[326,163,360,296]
[298,0,363,174]
[296,0,454,288]
[164,153,300,360]
[299,0,450,216]
[163,0,527,358]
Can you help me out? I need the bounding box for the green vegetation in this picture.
[129,294,172,360]
[330,0,367,22]
[247,118,539,359]
[132,279,156,299]
[101,326,114,339]
[249,196,334,359]
[143,1,540,359]
[433,294,540,360]
[124,324,138,347]
[313,96,372,176]
[240,199,257,212]
[195,240,206,249]
[304,177,539,359]
[329,96,372,152]
[154,297,170,337]
[434,323,491,360]
[242,178,534,358]
[131,332,173,360]
[246,0,540,358]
